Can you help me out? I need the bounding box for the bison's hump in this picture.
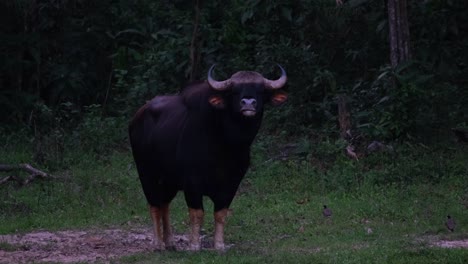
[148,96,180,111]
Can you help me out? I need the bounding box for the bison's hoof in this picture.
[214,242,225,252]
[188,242,201,251]
[165,244,177,251]
[152,245,165,252]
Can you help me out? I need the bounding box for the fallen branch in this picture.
[0,175,13,185]
[346,145,359,160]
[0,163,53,185]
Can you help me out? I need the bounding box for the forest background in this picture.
[1,0,466,150]
[0,1,467,262]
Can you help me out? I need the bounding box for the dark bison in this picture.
[129,65,288,251]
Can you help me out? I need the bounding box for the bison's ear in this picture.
[270,90,288,106]
[208,95,226,109]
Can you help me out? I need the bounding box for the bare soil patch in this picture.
[2,227,467,263]
[0,227,207,264]
[417,235,468,249]
[431,239,468,249]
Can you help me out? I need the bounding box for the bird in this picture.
[322,205,332,218]
[445,215,455,232]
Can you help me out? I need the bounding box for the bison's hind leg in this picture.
[149,203,176,251]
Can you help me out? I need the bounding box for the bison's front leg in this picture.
[149,205,165,251]
[188,208,204,251]
[160,204,175,250]
[149,204,174,251]
[214,208,228,251]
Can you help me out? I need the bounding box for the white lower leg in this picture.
[189,208,204,251]
[149,205,164,250]
[214,209,228,251]
[161,204,174,249]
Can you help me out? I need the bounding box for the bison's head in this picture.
[207,65,288,117]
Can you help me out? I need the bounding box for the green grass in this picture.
[0,150,149,232]
[1,138,468,263]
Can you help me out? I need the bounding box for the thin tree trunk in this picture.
[387,0,411,93]
[399,0,411,61]
[387,0,411,69]
[337,95,359,160]
[337,94,351,140]
[189,0,201,81]
[387,0,399,68]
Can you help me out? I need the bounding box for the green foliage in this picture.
[351,59,467,139]
[253,134,468,192]
[1,0,467,142]
[74,104,128,154]
[1,101,128,170]
[0,151,144,232]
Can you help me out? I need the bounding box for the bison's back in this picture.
[129,95,186,158]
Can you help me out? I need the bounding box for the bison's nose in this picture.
[240,98,257,117]
[240,98,257,108]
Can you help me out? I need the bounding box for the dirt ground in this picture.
[1,228,467,263]
[0,227,210,264]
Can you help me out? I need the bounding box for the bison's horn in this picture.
[264,64,287,90]
[207,64,232,91]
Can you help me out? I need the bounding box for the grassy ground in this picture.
[1,137,467,263]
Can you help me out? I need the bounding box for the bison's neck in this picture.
[217,113,263,147]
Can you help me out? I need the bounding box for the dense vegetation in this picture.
[1,0,467,149]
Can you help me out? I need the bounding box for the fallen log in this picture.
[0,163,53,185]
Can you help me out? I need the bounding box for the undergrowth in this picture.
[0,133,467,263]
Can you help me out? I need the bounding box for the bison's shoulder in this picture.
[180,81,216,111]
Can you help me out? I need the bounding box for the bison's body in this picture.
[129,66,287,251]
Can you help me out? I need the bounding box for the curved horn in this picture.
[207,64,232,91]
[264,64,287,90]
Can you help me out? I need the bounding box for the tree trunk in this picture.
[189,0,202,81]
[387,0,411,69]
[337,95,359,160]
[337,94,351,140]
